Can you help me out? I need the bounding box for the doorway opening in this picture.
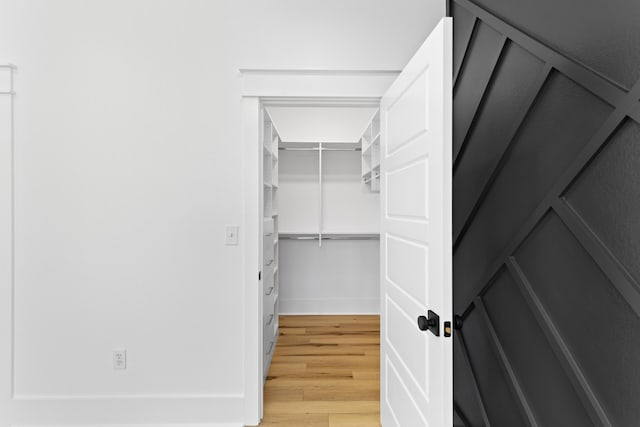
[259,102,382,426]
[239,69,399,427]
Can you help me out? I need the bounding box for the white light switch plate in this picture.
[225,225,239,245]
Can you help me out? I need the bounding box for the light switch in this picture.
[225,225,239,245]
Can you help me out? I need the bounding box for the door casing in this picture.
[239,69,399,425]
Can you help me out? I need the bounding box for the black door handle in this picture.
[417,310,440,336]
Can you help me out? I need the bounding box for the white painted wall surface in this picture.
[322,151,379,234]
[0,0,445,425]
[278,150,320,234]
[279,239,380,314]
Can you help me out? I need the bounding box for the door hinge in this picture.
[258,270,261,281]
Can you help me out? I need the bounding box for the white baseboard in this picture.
[279,298,380,314]
[13,424,242,427]
[5,394,244,427]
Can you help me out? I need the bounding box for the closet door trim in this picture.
[240,69,395,426]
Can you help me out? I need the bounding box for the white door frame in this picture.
[239,69,399,425]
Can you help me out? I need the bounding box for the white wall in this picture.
[279,239,380,314]
[278,150,319,233]
[0,0,445,425]
[322,151,379,233]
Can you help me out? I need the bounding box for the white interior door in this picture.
[380,17,452,427]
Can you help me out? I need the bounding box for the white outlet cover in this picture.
[113,349,127,370]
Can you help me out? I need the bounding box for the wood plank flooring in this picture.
[259,315,381,427]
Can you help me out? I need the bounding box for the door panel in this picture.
[386,356,429,427]
[386,70,430,154]
[386,234,429,303]
[386,293,429,395]
[380,17,453,427]
[386,159,429,220]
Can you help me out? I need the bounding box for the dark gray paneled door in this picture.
[449,0,640,426]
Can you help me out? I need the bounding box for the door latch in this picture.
[444,321,452,337]
[417,310,440,336]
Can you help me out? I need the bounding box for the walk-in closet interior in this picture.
[260,105,382,379]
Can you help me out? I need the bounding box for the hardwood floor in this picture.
[260,315,381,427]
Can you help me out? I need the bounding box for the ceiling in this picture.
[266,106,378,143]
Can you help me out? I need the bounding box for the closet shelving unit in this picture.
[277,141,378,245]
[277,132,380,315]
[262,111,280,381]
[361,110,380,192]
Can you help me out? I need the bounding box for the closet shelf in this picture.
[360,109,380,192]
[362,133,380,154]
[280,232,380,241]
[279,141,360,151]
[262,110,279,381]
[362,164,380,180]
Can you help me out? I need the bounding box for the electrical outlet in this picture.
[113,349,127,370]
[225,225,239,245]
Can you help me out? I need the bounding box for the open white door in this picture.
[380,18,452,427]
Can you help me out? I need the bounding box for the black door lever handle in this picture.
[417,310,440,336]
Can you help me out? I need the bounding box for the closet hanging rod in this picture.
[279,233,380,241]
[278,147,361,151]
